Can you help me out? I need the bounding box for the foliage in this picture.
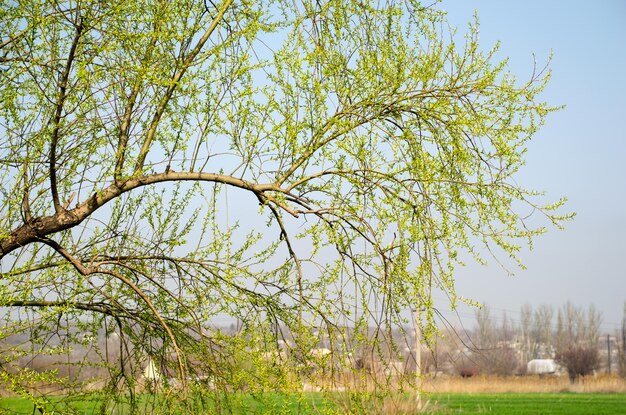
[0,0,568,412]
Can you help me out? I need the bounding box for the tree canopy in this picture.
[0,0,569,412]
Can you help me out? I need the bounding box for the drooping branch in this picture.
[2,299,118,318]
[109,259,204,332]
[36,237,189,391]
[266,203,304,322]
[275,93,428,187]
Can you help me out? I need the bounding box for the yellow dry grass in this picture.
[421,374,626,394]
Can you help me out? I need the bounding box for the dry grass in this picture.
[307,371,626,396]
[421,374,626,394]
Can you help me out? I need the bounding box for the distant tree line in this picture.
[458,301,626,382]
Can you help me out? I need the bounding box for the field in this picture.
[2,392,625,415]
[421,375,626,414]
[428,393,626,415]
[422,373,626,394]
[2,376,626,414]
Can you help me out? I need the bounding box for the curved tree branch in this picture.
[36,237,188,392]
[49,17,83,213]
[0,171,277,259]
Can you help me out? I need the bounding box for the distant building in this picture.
[526,359,557,375]
[143,358,162,382]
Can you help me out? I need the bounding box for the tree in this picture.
[520,303,536,363]
[533,304,554,349]
[472,306,520,376]
[0,0,568,412]
[520,303,554,362]
[556,346,600,383]
[556,302,602,350]
[617,302,626,377]
[554,303,602,383]
[474,305,496,350]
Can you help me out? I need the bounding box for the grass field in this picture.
[2,392,626,414]
[427,393,626,415]
[0,392,334,415]
[2,376,626,414]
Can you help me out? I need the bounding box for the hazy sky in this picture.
[437,0,626,333]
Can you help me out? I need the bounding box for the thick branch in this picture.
[50,18,84,213]
[0,171,276,260]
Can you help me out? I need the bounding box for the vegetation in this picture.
[2,391,626,415]
[441,302,610,377]
[619,303,626,377]
[430,393,626,415]
[556,346,600,383]
[0,392,335,415]
[0,0,569,412]
[422,373,626,394]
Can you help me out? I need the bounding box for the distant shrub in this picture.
[459,366,479,378]
[556,346,599,382]
[476,346,519,376]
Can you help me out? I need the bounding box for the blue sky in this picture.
[438,1,626,332]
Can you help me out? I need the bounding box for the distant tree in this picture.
[553,303,602,383]
[586,305,602,349]
[475,345,519,376]
[556,303,602,349]
[518,304,555,360]
[556,308,566,352]
[474,305,496,349]
[520,303,537,362]
[500,311,514,343]
[556,346,600,382]
[472,306,519,376]
[0,0,568,412]
[533,304,554,347]
[618,302,626,378]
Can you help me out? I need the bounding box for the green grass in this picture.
[0,394,102,415]
[1,392,625,414]
[0,392,336,414]
[428,393,626,415]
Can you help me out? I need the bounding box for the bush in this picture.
[556,346,600,382]
[458,366,479,378]
[475,346,519,376]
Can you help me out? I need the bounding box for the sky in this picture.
[436,0,626,333]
